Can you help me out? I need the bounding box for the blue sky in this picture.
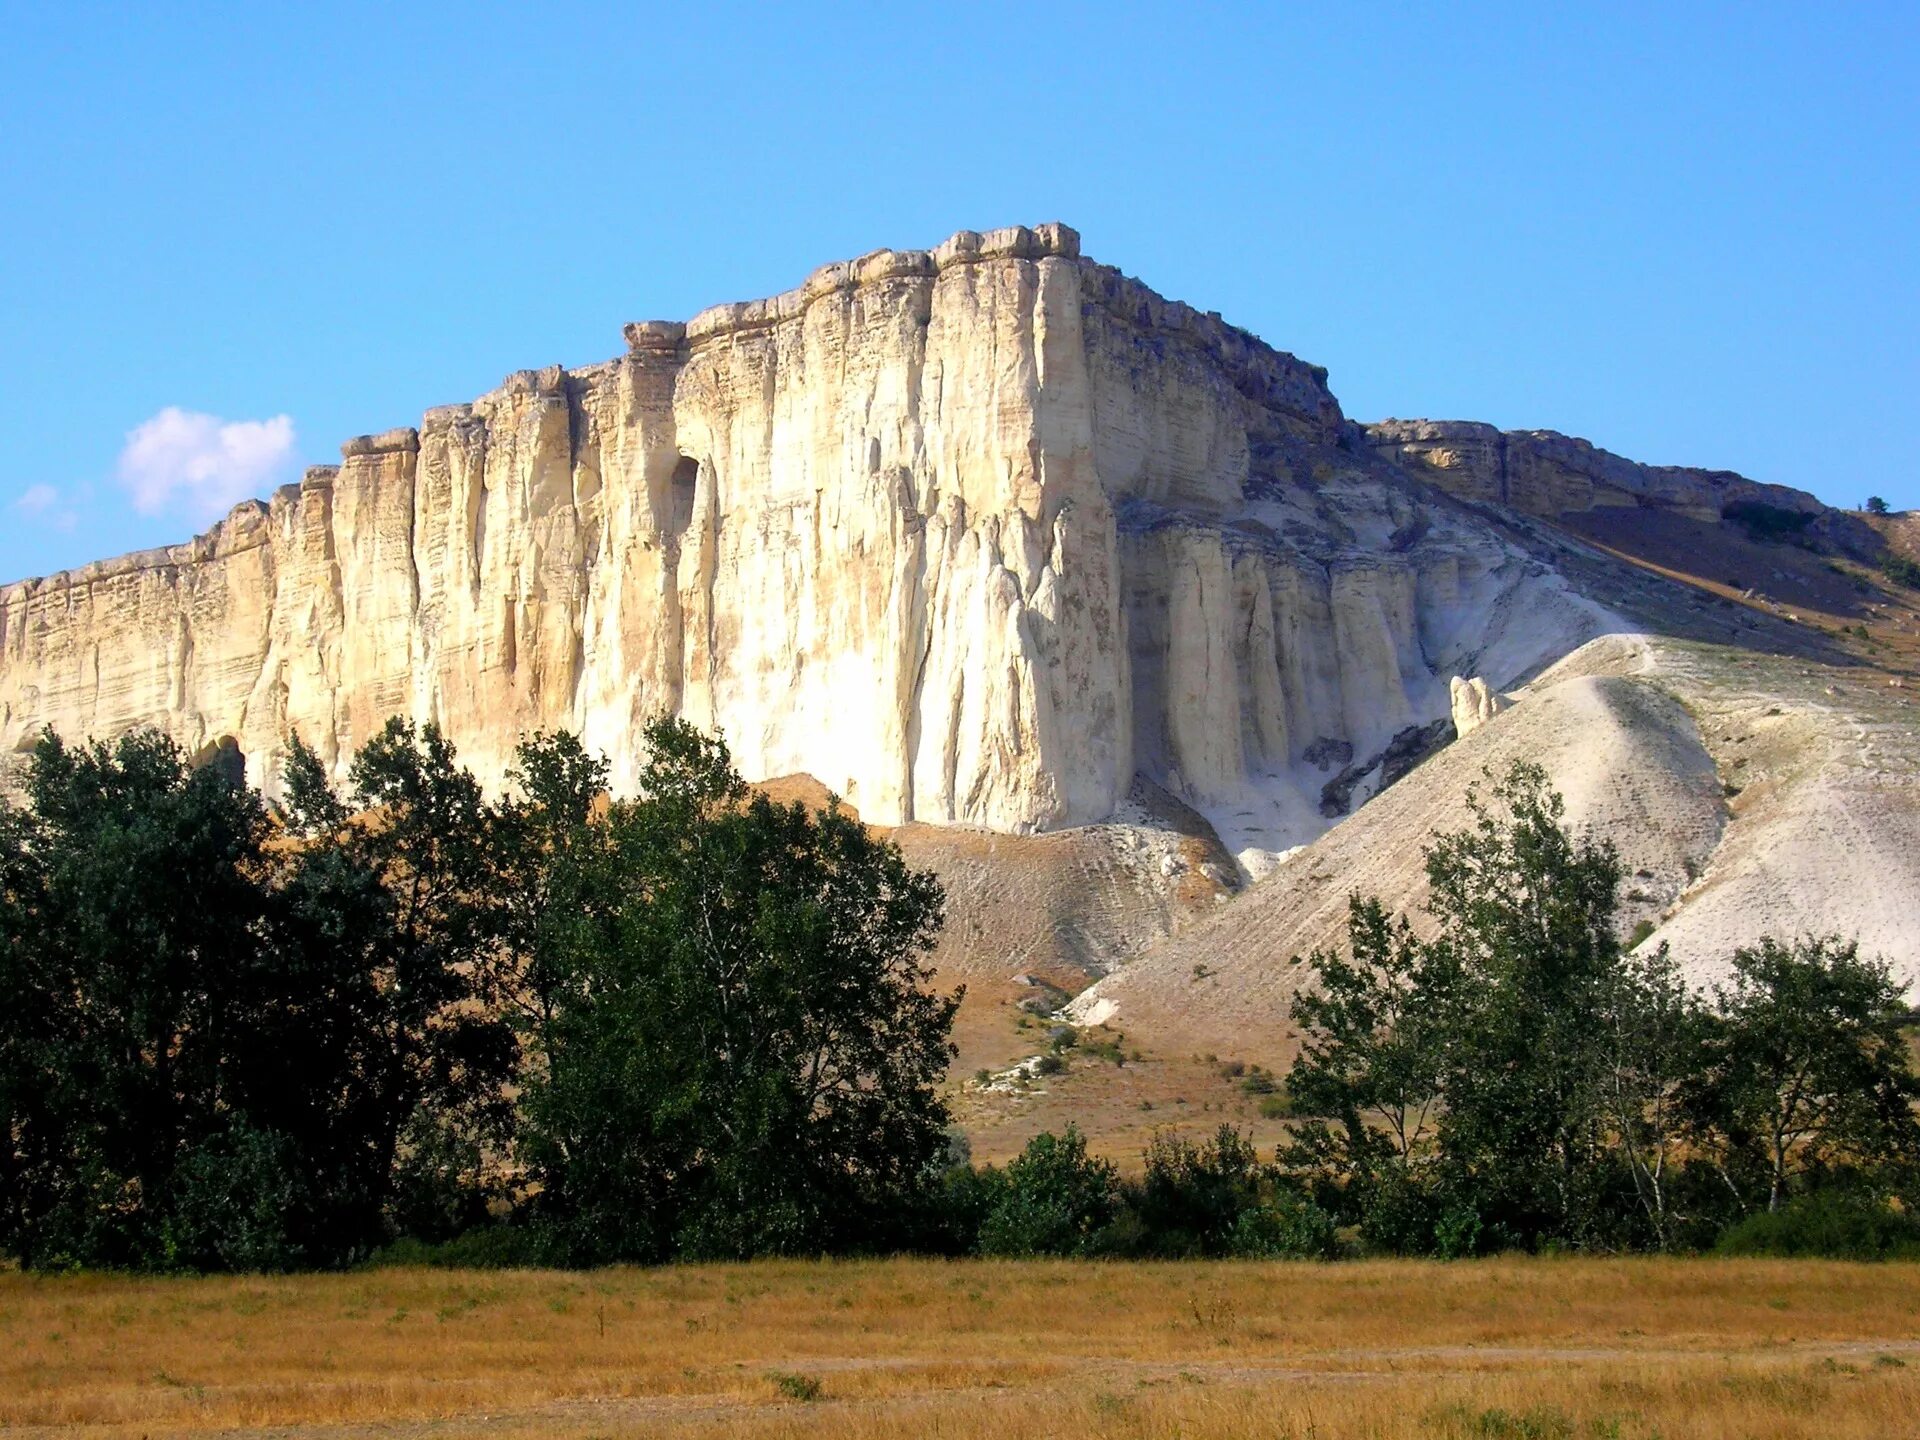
[1,2,1914,583]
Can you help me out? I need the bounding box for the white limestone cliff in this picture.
[0,225,1609,861]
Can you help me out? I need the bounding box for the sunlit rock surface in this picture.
[1449,675,1507,738]
[0,225,1611,864]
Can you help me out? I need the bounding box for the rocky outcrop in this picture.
[1450,675,1506,738]
[1365,420,1878,558]
[0,225,1609,862]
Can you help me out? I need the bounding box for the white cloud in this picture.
[14,483,78,532]
[116,407,297,520]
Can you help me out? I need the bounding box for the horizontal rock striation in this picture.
[1364,418,1829,520]
[0,225,1607,859]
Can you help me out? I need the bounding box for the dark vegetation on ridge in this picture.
[0,727,1916,1271]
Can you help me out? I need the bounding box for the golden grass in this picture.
[3,1257,1918,1438]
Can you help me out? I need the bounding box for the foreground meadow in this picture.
[3,1258,1918,1439]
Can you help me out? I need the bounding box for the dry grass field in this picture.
[4,1258,1918,1439]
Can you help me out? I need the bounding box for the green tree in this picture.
[0,730,285,1267]
[1284,762,1690,1252]
[1281,761,1920,1255]
[1281,896,1457,1246]
[495,731,611,1067]
[1865,496,1890,515]
[276,720,517,1245]
[1692,936,1920,1213]
[1597,940,1707,1249]
[520,717,956,1261]
[1419,763,1630,1245]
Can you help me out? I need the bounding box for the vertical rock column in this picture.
[576,325,696,792]
[329,428,421,756]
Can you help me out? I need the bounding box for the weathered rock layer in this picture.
[1366,418,1879,557]
[0,225,1603,857]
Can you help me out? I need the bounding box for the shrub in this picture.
[1257,1090,1296,1120]
[903,1162,1004,1257]
[1352,1172,1447,1256]
[1129,1127,1265,1257]
[1714,1193,1920,1260]
[1080,1035,1126,1065]
[160,1123,309,1273]
[1883,553,1920,589]
[769,1371,823,1401]
[387,1112,498,1246]
[1428,1404,1577,1439]
[1433,1205,1485,1260]
[369,1225,553,1269]
[1723,500,1816,543]
[1231,1192,1340,1259]
[977,1128,1119,1256]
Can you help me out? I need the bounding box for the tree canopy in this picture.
[1284,761,1920,1254]
[0,717,956,1269]
[514,719,957,1261]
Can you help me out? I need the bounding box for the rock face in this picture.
[1449,675,1506,738]
[1364,418,1880,547]
[0,224,1607,862]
